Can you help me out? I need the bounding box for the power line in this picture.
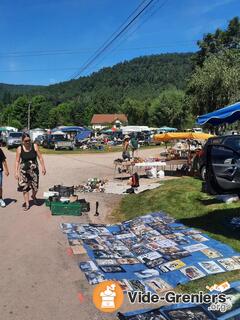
[0,67,80,72]
[0,40,197,58]
[69,0,149,80]
[0,58,194,73]
[86,0,169,76]
[68,0,159,80]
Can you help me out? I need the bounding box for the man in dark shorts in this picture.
[0,147,9,207]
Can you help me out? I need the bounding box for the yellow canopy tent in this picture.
[153,132,214,142]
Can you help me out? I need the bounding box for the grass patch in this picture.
[7,144,160,155]
[113,177,240,292]
[38,146,122,155]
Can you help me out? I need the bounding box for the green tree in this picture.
[149,89,185,128]
[186,49,240,117]
[122,98,150,125]
[30,95,54,128]
[9,96,29,128]
[48,102,75,127]
[196,17,240,66]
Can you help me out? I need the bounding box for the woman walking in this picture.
[15,133,46,211]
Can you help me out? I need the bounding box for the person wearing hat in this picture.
[122,135,131,160]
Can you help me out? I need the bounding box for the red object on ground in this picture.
[66,247,73,256]
[77,292,85,303]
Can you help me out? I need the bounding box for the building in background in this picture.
[91,114,128,130]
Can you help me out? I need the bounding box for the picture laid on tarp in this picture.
[60,212,240,292]
[117,281,240,320]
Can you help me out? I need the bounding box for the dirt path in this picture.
[0,147,164,320]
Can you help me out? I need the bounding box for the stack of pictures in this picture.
[61,212,240,293]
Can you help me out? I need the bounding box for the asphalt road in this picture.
[0,147,162,320]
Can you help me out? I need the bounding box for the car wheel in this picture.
[200,165,206,180]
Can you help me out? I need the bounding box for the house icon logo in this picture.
[93,281,124,313]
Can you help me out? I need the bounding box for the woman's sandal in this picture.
[23,203,30,211]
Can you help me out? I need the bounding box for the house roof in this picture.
[91,114,128,124]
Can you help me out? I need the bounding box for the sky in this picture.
[0,0,239,85]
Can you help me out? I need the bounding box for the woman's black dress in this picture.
[18,144,39,193]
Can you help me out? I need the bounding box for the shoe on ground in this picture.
[0,199,6,207]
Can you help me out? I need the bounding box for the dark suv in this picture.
[205,135,240,195]
[196,135,240,180]
[42,134,74,150]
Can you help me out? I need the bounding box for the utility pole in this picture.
[27,102,31,131]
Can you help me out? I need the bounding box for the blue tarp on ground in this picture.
[197,102,240,126]
[61,212,240,296]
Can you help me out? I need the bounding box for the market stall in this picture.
[114,156,167,179]
[134,160,166,178]
[196,101,240,125]
[153,132,214,175]
[114,159,135,178]
[154,132,214,142]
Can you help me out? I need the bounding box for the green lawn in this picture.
[113,177,240,293]
[7,144,160,155]
[38,145,123,154]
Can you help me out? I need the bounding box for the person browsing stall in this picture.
[0,146,9,207]
[122,135,131,160]
[15,133,46,211]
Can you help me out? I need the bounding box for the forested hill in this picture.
[44,52,194,102]
[1,17,240,130]
[0,83,42,105]
[0,53,193,105]
[0,52,194,128]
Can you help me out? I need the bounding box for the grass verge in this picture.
[113,177,240,292]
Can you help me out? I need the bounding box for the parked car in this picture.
[34,134,47,146]
[29,128,47,142]
[6,132,23,149]
[205,134,240,195]
[195,135,237,180]
[42,134,74,150]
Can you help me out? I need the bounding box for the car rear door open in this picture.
[206,144,240,194]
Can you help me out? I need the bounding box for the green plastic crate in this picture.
[45,199,51,207]
[50,201,82,216]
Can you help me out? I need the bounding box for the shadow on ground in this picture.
[4,198,17,206]
[30,198,45,207]
[198,198,222,206]
[180,207,240,241]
